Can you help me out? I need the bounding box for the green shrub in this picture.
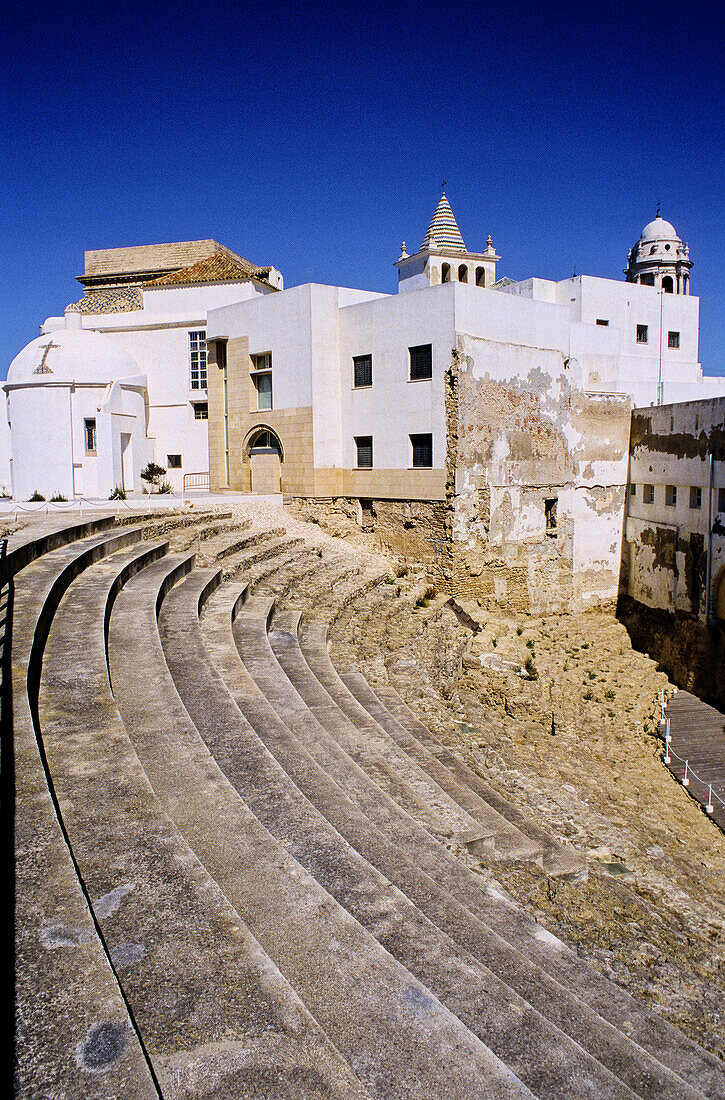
[604,688,616,701]
[50,492,67,502]
[28,490,45,501]
[524,655,538,680]
[584,689,594,701]
[109,486,127,500]
[158,480,173,495]
[140,462,167,489]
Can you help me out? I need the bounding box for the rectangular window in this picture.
[689,486,702,509]
[252,372,273,410]
[409,344,432,381]
[353,354,372,388]
[167,454,182,469]
[719,488,725,513]
[251,352,272,410]
[189,330,207,389]
[355,435,373,468]
[193,402,208,420]
[410,433,432,467]
[665,484,677,507]
[636,324,649,344]
[545,497,557,535]
[668,330,680,349]
[630,483,637,497]
[643,483,655,504]
[596,318,609,326]
[84,417,97,454]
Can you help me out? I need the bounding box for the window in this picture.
[353,354,372,388]
[689,486,702,509]
[640,273,655,286]
[668,331,680,349]
[719,488,725,513]
[545,497,557,536]
[193,402,208,420]
[665,485,677,507]
[84,418,96,454]
[662,276,674,294]
[475,267,485,287]
[167,454,182,469]
[458,264,468,283]
[251,352,272,410]
[596,318,609,326]
[636,324,648,344]
[643,484,655,504]
[355,435,373,468]
[410,433,432,468]
[189,330,207,389]
[409,344,432,381]
[630,483,637,497]
[441,264,451,283]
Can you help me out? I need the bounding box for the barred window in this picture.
[689,486,702,509]
[545,497,557,535]
[193,402,208,420]
[355,436,373,468]
[189,330,207,389]
[353,355,372,388]
[410,433,432,468]
[84,418,96,453]
[668,331,680,349]
[409,344,432,381]
[636,324,648,344]
[167,454,182,469]
[665,485,677,507]
[643,484,655,504]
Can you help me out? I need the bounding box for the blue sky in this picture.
[2,0,724,379]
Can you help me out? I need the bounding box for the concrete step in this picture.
[2,514,115,579]
[363,672,588,879]
[228,586,719,1098]
[196,524,288,566]
[155,572,659,1100]
[123,563,534,1099]
[11,529,160,1098]
[274,608,542,864]
[40,544,371,1099]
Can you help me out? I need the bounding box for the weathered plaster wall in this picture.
[448,335,631,613]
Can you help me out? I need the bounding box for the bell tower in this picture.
[396,188,499,293]
[624,209,692,294]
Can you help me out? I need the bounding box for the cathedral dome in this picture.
[6,326,139,385]
[639,214,679,243]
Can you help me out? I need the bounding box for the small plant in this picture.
[140,462,167,491]
[491,638,498,648]
[524,655,538,680]
[383,575,395,585]
[604,688,616,701]
[581,642,590,649]
[516,626,523,636]
[526,639,535,650]
[584,689,594,701]
[50,492,67,502]
[28,490,45,501]
[587,670,596,680]
[109,486,127,500]
[158,479,173,495]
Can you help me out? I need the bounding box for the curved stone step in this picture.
[352,670,587,879]
[11,529,159,1098]
[274,608,541,864]
[2,514,115,580]
[114,562,532,1099]
[39,544,372,1100]
[152,570,655,1100]
[234,585,725,1100]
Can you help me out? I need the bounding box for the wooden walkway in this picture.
[665,690,725,831]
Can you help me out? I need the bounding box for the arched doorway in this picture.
[662,275,674,293]
[245,426,283,494]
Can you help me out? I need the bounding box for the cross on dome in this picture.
[33,338,59,374]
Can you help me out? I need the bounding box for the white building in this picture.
[3,240,282,499]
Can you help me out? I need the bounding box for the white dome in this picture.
[7,327,139,385]
[639,214,680,243]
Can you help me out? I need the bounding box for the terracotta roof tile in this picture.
[145,245,274,288]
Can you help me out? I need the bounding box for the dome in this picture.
[6,326,140,385]
[639,214,680,243]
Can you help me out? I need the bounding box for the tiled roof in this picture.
[422,193,467,253]
[144,245,273,288]
[69,287,143,314]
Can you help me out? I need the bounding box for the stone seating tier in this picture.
[8,513,725,1098]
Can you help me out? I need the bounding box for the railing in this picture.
[660,694,725,818]
[183,472,210,491]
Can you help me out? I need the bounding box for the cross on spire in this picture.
[33,338,59,374]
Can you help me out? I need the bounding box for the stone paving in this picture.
[6,502,725,1098]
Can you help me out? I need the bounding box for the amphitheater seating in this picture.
[7,510,725,1099]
